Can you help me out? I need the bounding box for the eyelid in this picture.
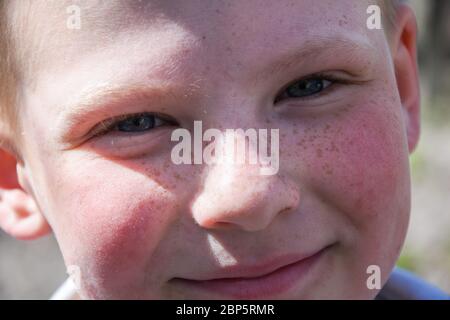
[274,71,358,103]
[89,112,176,138]
[286,71,354,91]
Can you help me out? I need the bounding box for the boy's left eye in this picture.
[275,76,334,103]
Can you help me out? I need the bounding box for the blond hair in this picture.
[0,0,29,154]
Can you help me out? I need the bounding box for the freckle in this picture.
[316,148,323,158]
[174,173,182,180]
[354,196,364,211]
[330,142,340,153]
[322,164,333,175]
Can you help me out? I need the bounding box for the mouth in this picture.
[171,244,334,299]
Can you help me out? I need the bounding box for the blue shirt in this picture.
[376,268,449,300]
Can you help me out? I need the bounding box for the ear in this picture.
[391,4,421,153]
[0,148,51,240]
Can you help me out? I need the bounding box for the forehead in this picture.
[27,0,381,70]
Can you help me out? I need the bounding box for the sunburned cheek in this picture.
[284,100,411,284]
[288,100,410,224]
[49,160,177,297]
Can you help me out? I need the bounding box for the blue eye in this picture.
[116,113,155,132]
[276,77,333,102]
[93,112,174,137]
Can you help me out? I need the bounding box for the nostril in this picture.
[194,215,234,229]
[214,221,235,229]
[206,220,235,230]
[279,206,293,215]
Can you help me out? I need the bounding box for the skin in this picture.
[0,0,420,299]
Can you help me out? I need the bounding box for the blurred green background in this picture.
[0,1,449,298]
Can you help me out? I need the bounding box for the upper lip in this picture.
[177,245,331,282]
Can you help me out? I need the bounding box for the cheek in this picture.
[287,101,410,204]
[43,155,179,298]
[285,99,410,273]
[314,104,409,217]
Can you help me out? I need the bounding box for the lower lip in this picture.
[174,247,329,299]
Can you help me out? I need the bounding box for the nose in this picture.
[191,133,300,232]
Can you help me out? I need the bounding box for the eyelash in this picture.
[90,112,175,137]
[274,72,351,103]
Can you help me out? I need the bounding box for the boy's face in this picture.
[10,0,419,299]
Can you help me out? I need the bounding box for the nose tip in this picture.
[191,163,300,232]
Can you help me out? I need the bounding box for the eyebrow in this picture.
[254,35,377,81]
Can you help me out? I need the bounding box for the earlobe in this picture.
[0,149,51,240]
[392,4,421,153]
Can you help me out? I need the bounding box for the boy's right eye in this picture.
[116,113,157,132]
[91,112,175,137]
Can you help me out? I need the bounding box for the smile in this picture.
[172,244,333,299]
